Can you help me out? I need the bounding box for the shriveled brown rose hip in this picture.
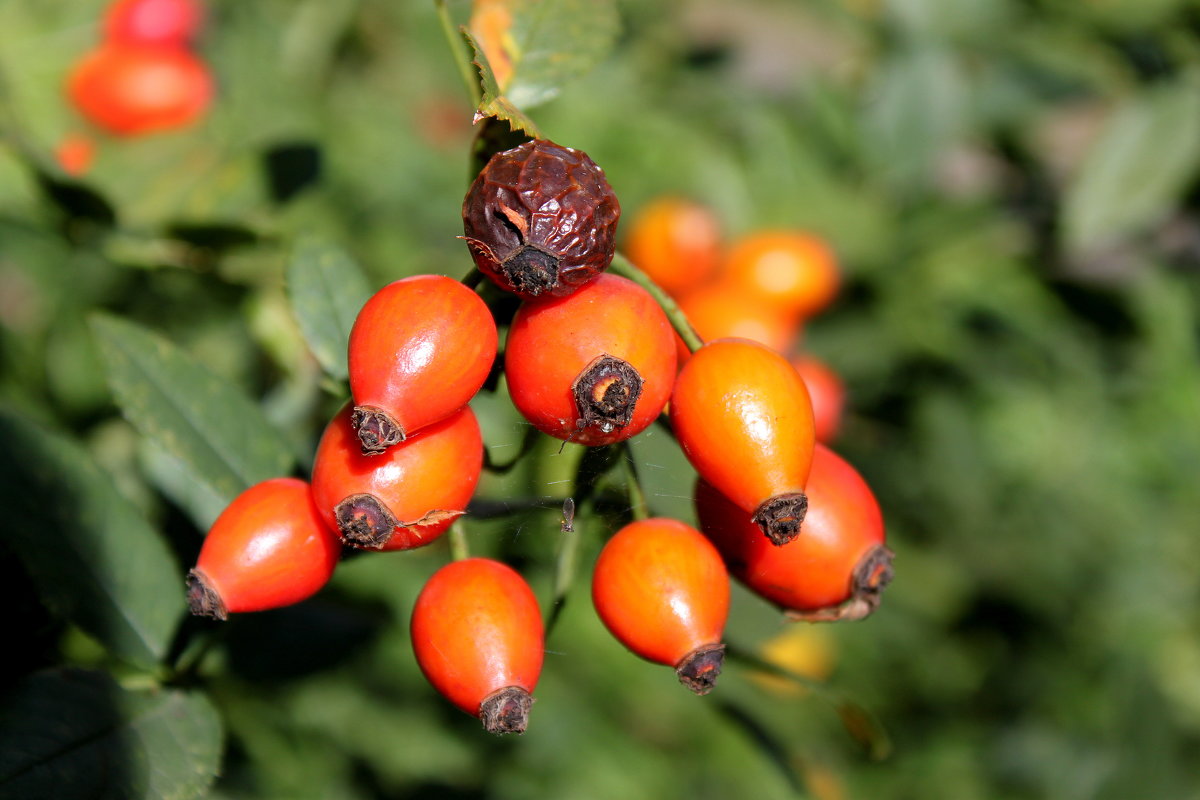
[462,139,620,300]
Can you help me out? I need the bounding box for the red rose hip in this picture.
[411,558,544,734]
[311,404,483,550]
[504,274,676,446]
[347,274,497,455]
[695,444,893,621]
[187,478,341,619]
[67,43,213,136]
[104,0,204,46]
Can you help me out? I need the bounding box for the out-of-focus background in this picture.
[2,1,1199,798]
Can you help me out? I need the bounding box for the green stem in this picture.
[448,518,470,561]
[546,498,580,637]
[621,445,649,521]
[435,0,482,108]
[724,643,892,760]
[610,253,703,353]
[484,425,540,474]
[460,266,485,290]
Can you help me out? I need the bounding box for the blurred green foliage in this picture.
[2,0,1200,798]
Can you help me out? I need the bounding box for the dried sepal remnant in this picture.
[335,493,466,550]
[186,569,227,620]
[571,354,643,435]
[479,686,535,735]
[751,491,809,546]
[675,643,726,695]
[351,406,404,455]
[334,493,399,548]
[784,545,895,623]
[463,139,620,299]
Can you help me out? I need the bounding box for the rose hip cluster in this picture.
[185,139,893,735]
[626,198,847,442]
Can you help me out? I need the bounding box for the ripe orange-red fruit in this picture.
[623,197,721,297]
[311,404,482,551]
[670,338,816,545]
[676,282,800,354]
[695,443,892,621]
[792,355,845,443]
[592,518,729,694]
[722,231,840,320]
[411,558,544,734]
[187,478,341,619]
[66,43,213,136]
[104,0,204,46]
[347,274,497,455]
[504,273,676,446]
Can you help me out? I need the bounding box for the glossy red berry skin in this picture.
[591,518,730,694]
[67,43,212,136]
[104,0,204,46]
[311,404,482,551]
[695,444,893,622]
[347,275,497,455]
[669,338,816,545]
[462,139,620,299]
[504,274,677,446]
[411,558,544,734]
[187,478,341,619]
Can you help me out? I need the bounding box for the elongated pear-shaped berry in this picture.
[347,275,496,455]
[695,444,893,622]
[187,478,341,620]
[411,559,544,734]
[592,518,730,694]
[670,338,816,545]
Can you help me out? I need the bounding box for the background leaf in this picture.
[0,668,222,800]
[1063,79,1200,253]
[466,31,543,137]
[285,237,371,380]
[91,315,296,510]
[0,410,184,669]
[470,0,619,111]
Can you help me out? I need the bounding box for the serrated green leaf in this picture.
[1063,81,1200,253]
[90,314,295,510]
[285,238,371,380]
[0,668,222,800]
[464,30,543,138]
[0,410,184,668]
[469,0,620,111]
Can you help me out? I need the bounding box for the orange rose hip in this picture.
[411,558,544,734]
[722,231,840,320]
[670,338,816,545]
[623,197,721,296]
[347,274,497,455]
[311,404,482,550]
[592,518,730,694]
[187,478,341,620]
[67,43,213,136]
